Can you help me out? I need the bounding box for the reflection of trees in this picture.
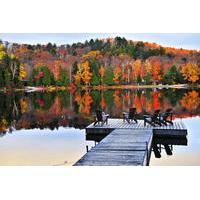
[0,118,7,133]
[19,98,28,113]
[30,92,55,111]
[80,89,200,118]
[0,92,25,134]
[90,90,101,110]
[16,112,92,130]
[113,90,121,108]
[180,91,200,112]
[0,89,199,135]
[100,94,105,110]
[104,90,114,111]
[0,91,73,134]
[74,90,93,114]
[162,89,184,107]
[152,91,160,110]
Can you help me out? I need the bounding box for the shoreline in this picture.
[0,84,199,93]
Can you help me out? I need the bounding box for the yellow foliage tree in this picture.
[132,59,142,81]
[74,63,83,85]
[82,51,100,60]
[181,62,200,83]
[74,61,92,85]
[82,61,92,85]
[18,64,27,80]
[144,59,152,74]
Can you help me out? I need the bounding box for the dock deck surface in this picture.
[86,119,187,137]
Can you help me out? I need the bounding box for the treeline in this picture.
[0,43,26,87]
[0,37,200,88]
[72,50,200,86]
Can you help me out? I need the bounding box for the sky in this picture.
[0,33,200,50]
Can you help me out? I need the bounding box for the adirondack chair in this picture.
[160,108,173,125]
[123,107,138,124]
[143,109,162,127]
[93,109,109,126]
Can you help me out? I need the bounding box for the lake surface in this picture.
[0,88,199,165]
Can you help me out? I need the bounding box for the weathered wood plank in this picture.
[75,150,146,166]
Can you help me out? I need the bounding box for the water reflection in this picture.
[0,88,199,135]
[0,88,199,165]
[152,136,188,158]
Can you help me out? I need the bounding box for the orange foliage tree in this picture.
[132,59,142,83]
[113,67,121,84]
[49,60,61,80]
[99,65,105,84]
[151,60,161,83]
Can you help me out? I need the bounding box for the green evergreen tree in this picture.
[59,67,69,86]
[103,67,114,85]
[41,66,51,86]
[163,65,183,84]
[144,72,151,84]
[89,59,101,86]
[136,75,142,84]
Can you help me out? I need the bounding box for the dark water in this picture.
[0,88,199,165]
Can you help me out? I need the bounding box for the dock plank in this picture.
[75,150,146,166]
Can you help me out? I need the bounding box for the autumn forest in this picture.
[0,36,200,89]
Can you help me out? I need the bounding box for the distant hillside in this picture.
[0,36,199,87]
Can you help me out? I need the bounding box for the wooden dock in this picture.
[86,119,187,137]
[74,119,187,166]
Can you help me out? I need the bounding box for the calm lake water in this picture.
[0,88,199,165]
